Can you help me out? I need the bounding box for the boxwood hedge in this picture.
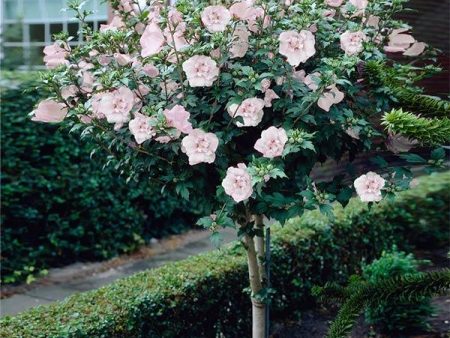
[1,171,448,338]
[1,73,208,284]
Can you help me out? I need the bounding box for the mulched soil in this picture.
[271,248,450,338]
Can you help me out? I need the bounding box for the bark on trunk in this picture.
[254,215,266,283]
[244,233,266,338]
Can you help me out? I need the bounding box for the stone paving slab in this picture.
[0,228,236,317]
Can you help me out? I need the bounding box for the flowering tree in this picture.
[31,0,448,336]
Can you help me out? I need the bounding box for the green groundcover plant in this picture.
[28,0,448,335]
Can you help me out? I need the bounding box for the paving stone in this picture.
[0,295,53,317]
[25,285,77,301]
[0,228,238,317]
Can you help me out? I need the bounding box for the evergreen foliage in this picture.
[382,109,450,145]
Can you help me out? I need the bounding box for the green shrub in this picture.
[1,172,448,338]
[0,75,208,284]
[363,248,434,333]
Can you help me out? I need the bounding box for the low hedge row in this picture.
[1,171,449,338]
[1,73,211,284]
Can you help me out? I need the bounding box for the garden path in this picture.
[0,228,236,317]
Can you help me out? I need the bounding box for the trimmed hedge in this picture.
[1,171,449,338]
[1,74,208,284]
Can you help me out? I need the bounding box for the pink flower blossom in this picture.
[160,79,180,96]
[228,98,265,127]
[210,48,222,59]
[201,5,231,33]
[340,30,366,55]
[135,22,146,34]
[349,0,368,11]
[325,0,343,7]
[61,85,79,102]
[141,63,160,77]
[31,99,68,123]
[384,29,426,56]
[129,113,156,144]
[43,43,70,69]
[354,172,385,202]
[94,87,135,127]
[98,54,112,66]
[182,55,219,87]
[229,1,253,20]
[100,16,125,32]
[140,22,165,58]
[279,30,316,66]
[181,129,219,165]
[263,89,280,107]
[366,15,380,28]
[230,25,250,59]
[303,72,321,91]
[384,28,415,53]
[164,105,193,134]
[114,53,132,66]
[254,126,288,158]
[260,78,271,93]
[317,85,344,111]
[164,19,189,50]
[323,9,336,18]
[222,163,253,202]
[246,7,270,33]
[403,42,426,56]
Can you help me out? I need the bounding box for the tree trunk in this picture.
[244,231,266,338]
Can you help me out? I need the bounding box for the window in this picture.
[1,0,108,69]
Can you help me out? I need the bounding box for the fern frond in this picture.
[382,109,450,145]
[364,61,450,118]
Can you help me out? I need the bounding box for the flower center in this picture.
[195,137,211,153]
[289,37,303,51]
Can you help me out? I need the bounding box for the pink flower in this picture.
[43,43,70,69]
[164,105,193,134]
[129,113,156,144]
[61,85,79,102]
[181,129,219,165]
[164,19,189,51]
[349,0,368,11]
[279,30,316,66]
[135,22,146,35]
[246,7,270,33]
[201,5,231,33]
[303,72,321,91]
[325,0,343,7]
[254,126,288,158]
[384,28,415,53]
[140,22,165,58]
[98,54,112,66]
[317,85,344,111]
[210,48,222,59]
[263,89,280,107]
[100,16,124,32]
[228,98,265,127]
[114,53,132,66]
[141,63,160,77]
[366,15,380,28]
[182,55,219,87]
[403,42,426,56]
[168,8,183,25]
[340,30,366,56]
[160,79,180,96]
[354,172,385,202]
[260,79,271,93]
[384,29,426,56]
[323,9,336,18]
[230,25,250,59]
[222,163,253,202]
[31,99,68,123]
[229,1,253,20]
[94,87,135,127]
